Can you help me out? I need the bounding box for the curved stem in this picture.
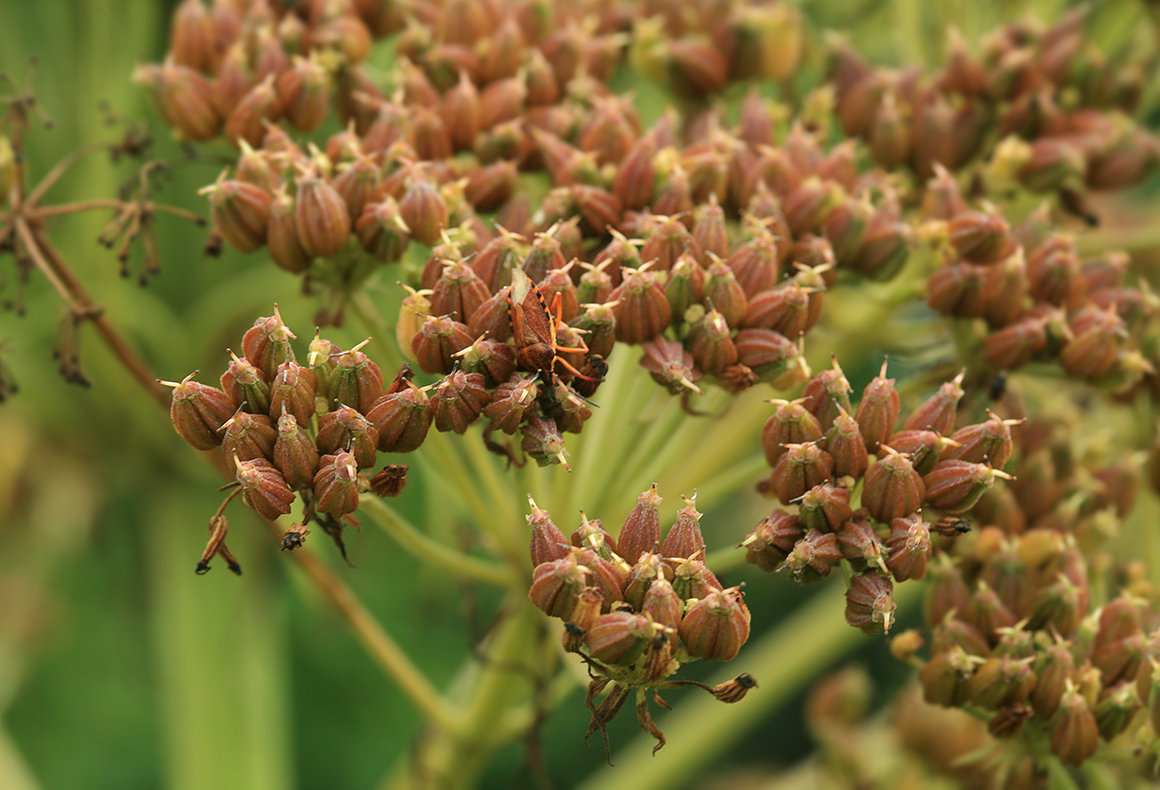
[289,548,459,733]
[359,497,518,588]
[21,224,170,406]
[575,580,922,790]
[24,141,109,207]
[379,596,549,790]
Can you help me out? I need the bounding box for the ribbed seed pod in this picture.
[273,412,320,490]
[295,176,351,259]
[770,442,835,505]
[761,399,824,468]
[902,372,965,435]
[862,446,925,523]
[825,408,869,479]
[221,410,277,462]
[269,361,317,427]
[367,384,432,453]
[315,406,377,470]
[618,484,663,565]
[854,359,900,453]
[741,510,803,571]
[797,483,853,533]
[430,371,489,434]
[314,451,360,517]
[221,351,271,416]
[661,495,706,560]
[801,357,853,431]
[609,268,672,344]
[845,572,896,634]
[168,374,236,450]
[679,588,750,662]
[411,315,474,375]
[235,456,295,521]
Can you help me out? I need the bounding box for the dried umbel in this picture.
[131,0,1160,780]
[526,488,752,755]
[166,309,427,568]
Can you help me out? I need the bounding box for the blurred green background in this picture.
[0,1,1154,789]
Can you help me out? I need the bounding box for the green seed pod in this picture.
[1051,688,1098,767]
[918,646,976,707]
[220,350,271,416]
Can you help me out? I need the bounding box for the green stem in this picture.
[458,427,524,551]
[1074,224,1160,257]
[562,347,640,516]
[379,597,549,790]
[575,580,922,790]
[359,497,518,588]
[695,453,768,512]
[349,291,406,377]
[0,727,39,790]
[291,549,460,734]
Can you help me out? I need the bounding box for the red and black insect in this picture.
[508,268,599,392]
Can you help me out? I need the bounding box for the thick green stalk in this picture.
[379,597,549,790]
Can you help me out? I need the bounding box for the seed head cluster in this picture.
[527,488,754,754]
